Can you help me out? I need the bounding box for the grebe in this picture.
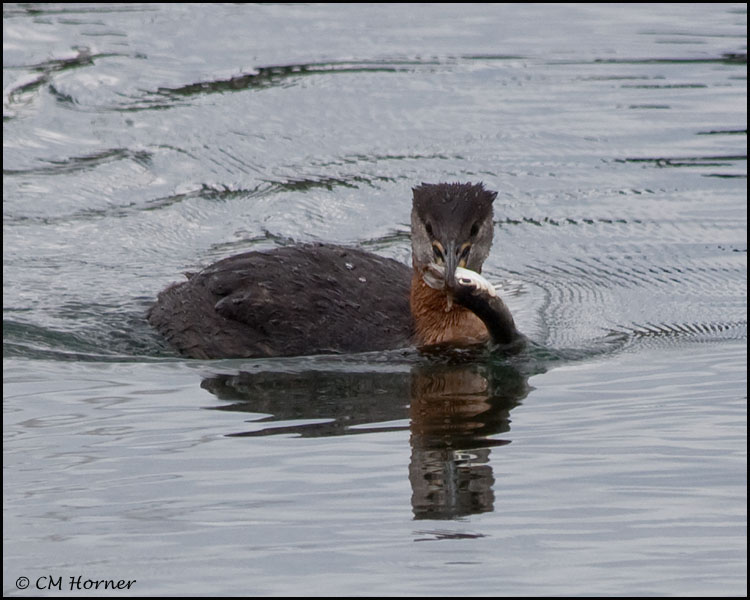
[147,182,524,358]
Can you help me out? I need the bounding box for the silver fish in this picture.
[422,264,497,298]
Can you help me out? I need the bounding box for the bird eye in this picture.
[425,222,433,236]
[470,222,480,237]
[459,245,471,264]
[432,243,444,263]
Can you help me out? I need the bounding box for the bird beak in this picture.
[443,240,459,291]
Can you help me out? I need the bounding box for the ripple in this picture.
[615,154,747,169]
[2,302,169,362]
[156,60,437,98]
[618,320,747,348]
[3,147,152,177]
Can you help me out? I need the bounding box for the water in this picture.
[3,3,746,596]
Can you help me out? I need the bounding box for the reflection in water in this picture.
[201,356,532,520]
[409,364,529,519]
[202,369,412,437]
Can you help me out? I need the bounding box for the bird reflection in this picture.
[201,355,531,519]
[408,363,528,519]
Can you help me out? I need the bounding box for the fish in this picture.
[422,264,497,298]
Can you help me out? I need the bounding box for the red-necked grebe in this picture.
[147,182,524,358]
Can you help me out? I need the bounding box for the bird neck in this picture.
[409,271,489,347]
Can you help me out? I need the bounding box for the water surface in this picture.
[3,3,746,596]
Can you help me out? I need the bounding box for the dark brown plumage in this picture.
[147,182,524,358]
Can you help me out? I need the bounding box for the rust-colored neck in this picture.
[410,272,489,347]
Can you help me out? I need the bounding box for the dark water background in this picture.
[4,3,746,596]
